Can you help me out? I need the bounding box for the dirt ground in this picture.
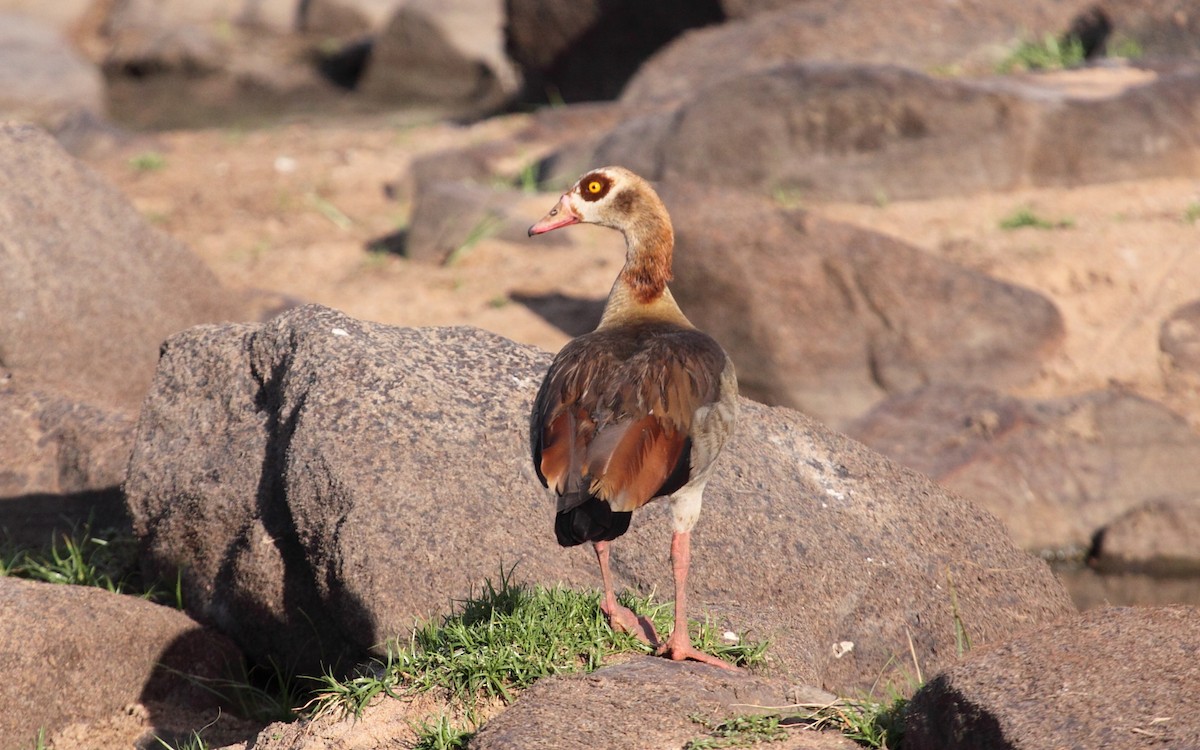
[83,112,1200,431]
[64,104,1200,750]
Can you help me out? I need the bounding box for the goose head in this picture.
[528,166,670,240]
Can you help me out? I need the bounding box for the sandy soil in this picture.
[83,114,1200,431]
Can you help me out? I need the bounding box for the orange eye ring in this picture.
[587,180,603,194]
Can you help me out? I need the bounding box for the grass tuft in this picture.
[161,659,303,724]
[518,162,541,194]
[154,730,210,750]
[685,713,787,748]
[312,568,767,720]
[813,696,910,748]
[998,206,1073,231]
[0,520,183,607]
[305,191,354,230]
[411,714,475,750]
[445,214,503,265]
[129,151,167,172]
[998,34,1086,73]
[685,696,910,750]
[1183,202,1200,225]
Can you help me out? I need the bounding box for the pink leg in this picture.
[656,531,739,670]
[594,541,659,646]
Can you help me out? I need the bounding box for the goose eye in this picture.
[587,181,603,194]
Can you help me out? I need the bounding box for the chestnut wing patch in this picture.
[530,324,725,513]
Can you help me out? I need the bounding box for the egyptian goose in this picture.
[527,166,738,669]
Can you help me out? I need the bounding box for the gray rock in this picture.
[0,12,106,129]
[0,123,243,413]
[553,61,1200,203]
[472,657,851,750]
[0,382,135,547]
[126,304,1073,692]
[1107,2,1200,59]
[1092,497,1200,575]
[79,0,347,129]
[661,185,1063,426]
[1161,298,1200,376]
[404,180,570,264]
[505,0,724,103]
[0,0,96,30]
[357,0,519,113]
[847,384,1200,552]
[300,0,399,35]
[905,606,1200,750]
[0,576,243,750]
[96,0,228,74]
[627,1,1200,108]
[621,0,1092,106]
[402,101,628,201]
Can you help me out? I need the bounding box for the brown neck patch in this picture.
[622,226,673,303]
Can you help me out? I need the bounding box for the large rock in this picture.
[0,123,242,413]
[356,0,520,113]
[0,576,243,750]
[1161,298,1200,376]
[1107,1,1200,59]
[847,384,1200,552]
[622,0,1091,106]
[88,0,229,75]
[247,659,850,750]
[404,180,573,264]
[549,61,1200,203]
[0,13,106,129]
[125,304,1073,692]
[505,0,725,103]
[0,383,135,547]
[0,0,95,30]
[662,185,1063,426]
[905,606,1200,749]
[76,0,346,129]
[1091,497,1200,575]
[626,0,1200,107]
[300,0,399,35]
[472,658,850,750]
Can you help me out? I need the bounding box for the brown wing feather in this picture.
[588,415,687,512]
[531,322,728,517]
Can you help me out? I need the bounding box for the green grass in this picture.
[128,151,167,172]
[517,162,541,194]
[1184,202,1200,225]
[445,214,503,266]
[1110,35,1144,60]
[770,186,805,210]
[160,658,303,724]
[0,520,183,607]
[684,695,910,749]
[998,206,1073,230]
[306,191,354,230]
[998,33,1086,73]
[686,713,787,748]
[412,714,475,750]
[813,696,910,748]
[154,731,210,750]
[312,569,767,720]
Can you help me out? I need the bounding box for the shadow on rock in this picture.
[510,292,605,337]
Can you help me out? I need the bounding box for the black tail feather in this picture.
[555,497,632,547]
